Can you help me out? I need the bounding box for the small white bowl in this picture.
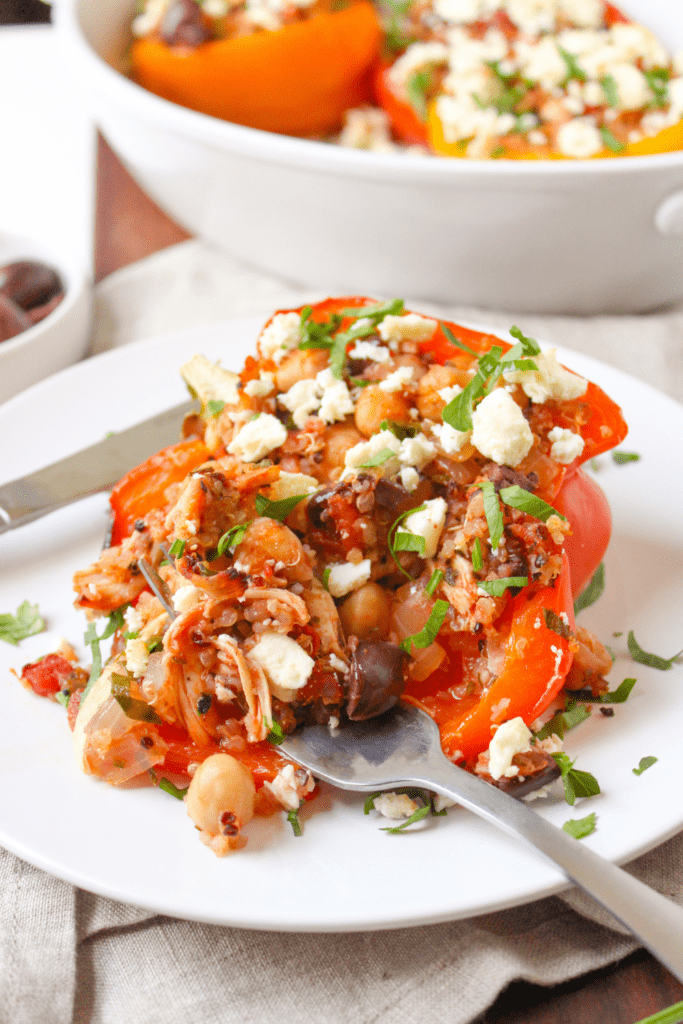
[0,231,91,405]
[57,0,683,314]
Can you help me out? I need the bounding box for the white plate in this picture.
[1,317,682,932]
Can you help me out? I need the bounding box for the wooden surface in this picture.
[95,133,683,1024]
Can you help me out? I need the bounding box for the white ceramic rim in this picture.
[58,0,683,182]
[0,231,88,359]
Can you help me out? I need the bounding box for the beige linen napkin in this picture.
[2,240,682,1024]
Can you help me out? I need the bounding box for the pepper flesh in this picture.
[130,1,381,136]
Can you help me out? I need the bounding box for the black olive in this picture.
[346,640,407,721]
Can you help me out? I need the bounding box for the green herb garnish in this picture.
[644,67,670,108]
[612,450,640,464]
[217,521,251,556]
[82,605,128,700]
[111,672,162,723]
[440,322,477,356]
[358,447,398,469]
[381,803,432,832]
[55,690,70,708]
[478,577,528,597]
[562,812,597,839]
[627,631,683,671]
[499,485,565,523]
[479,480,504,549]
[392,530,426,556]
[573,562,605,615]
[425,569,444,597]
[0,600,45,646]
[145,636,164,654]
[388,504,427,578]
[558,46,587,83]
[535,701,590,741]
[287,808,303,836]
[406,68,432,121]
[600,126,625,153]
[159,778,188,800]
[168,538,186,558]
[471,537,483,572]
[600,73,619,107]
[379,419,420,440]
[543,607,572,640]
[254,492,309,521]
[205,399,225,418]
[551,753,601,806]
[340,298,404,320]
[400,599,450,653]
[267,721,285,746]
[593,677,636,704]
[633,756,658,776]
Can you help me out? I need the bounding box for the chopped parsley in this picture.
[0,600,45,646]
[287,808,303,836]
[168,538,186,558]
[392,530,426,556]
[627,631,683,671]
[322,566,331,591]
[471,537,483,572]
[478,576,528,597]
[159,778,188,800]
[535,701,590,741]
[644,67,670,108]
[558,45,587,83]
[205,399,225,418]
[217,521,251,556]
[400,599,450,654]
[425,569,444,597]
[562,812,597,839]
[267,720,285,746]
[550,753,601,806]
[254,492,309,521]
[573,562,605,615]
[499,485,564,523]
[633,756,658,776]
[612,450,640,464]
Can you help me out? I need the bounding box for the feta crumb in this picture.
[269,471,319,501]
[244,371,275,398]
[124,605,144,634]
[373,792,421,819]
[227,413,288,462]
[258,311,301,365]
[400,466,420,492]
[327,559,372,598]
[399,433,436,470]
[328,653,348,674]
[248,631,315,702]
[279,378,321,428]
[504,348,588,404]
[556,116,603,158]
[433,422,471,454]
[316,369,355,424]
[433,793,457,812]
[125,637,149,679]
[471,389,533,468]
[380,366,414,393]
[438,384,463,404]
[397,497,448,559]
[548,426,585,464]
[348,340,392,363]
[342,429,402,479]
[488,717,532,781]
[263,763,315,811]
[377,313,438,345]
[173,584,203,614]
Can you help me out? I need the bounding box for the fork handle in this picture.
[418,756,683,983]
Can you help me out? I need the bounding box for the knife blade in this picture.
[0,401,194,535]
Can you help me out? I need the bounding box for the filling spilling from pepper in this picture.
[21,297,627,854]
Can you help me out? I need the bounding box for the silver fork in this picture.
[280,703,683,981]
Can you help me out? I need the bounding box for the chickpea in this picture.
[275,349,329,393]
[339,582,391,640]
[315,421,364,481]
[185,753,256,856]
[417,364,469,421]
[236,517,312,583]
[354,385,412,439]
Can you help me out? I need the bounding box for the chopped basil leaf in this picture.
[441,375,482,432]
[349,377,371,388]
[400,599,450,653]
[298,308,342,351]
[381,802,431,833]
[322,566,331,591]
[558,45,586,83]
[358,447,397,469]
[254,492,308,521]
[340,299,404,320]
[0,600,46,646]
[627,631,683,671]
[499,485,565,523]
[471,537,483,572]
[287,808,303,836]
[388,504,427,578]
[600,125,625,153]
[633,756,658,776]
[543,607,572,640]
[379,419,420,440]
[612,450,640,464]
[111,672,162,723]
[81,604,129,699]
[425,569,444,597]
[393,531,426,556]
[364,792,381,814]
[168,538,186,558]
[644,67,670,108]
[55,690,70,708]
[205,399,225,418]
[159,778,188,800]
[267,720,285,745]
[600,73,619,107]
[594,677,636,704]
[562,812,597,839]
[440,322,477,356]
[406,68,432,120]
[479,480,504,549]
[145,636,164,654]
[217,522,251,556]
[535,701,590,741]
[478,576,528,597]
[550,752,601,806]
[507,325,541,357]
[574,562,605,615]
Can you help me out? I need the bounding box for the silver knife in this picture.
[0,401,194,535]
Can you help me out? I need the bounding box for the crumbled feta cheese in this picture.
[258,311,301,365]
[397,497,448,559]
[244,371,275,398]
[609,62,651,110]
[433,793,457,812]
[328,653,348,674]
[380,366,414,393]
[548,426,585,464]
[471,388,533,468]
[516,37,567,90]
[556,116,603,157]
[279,378,320,428]
[342,429,402,479]
[506,0,555,36]
[433,422,471,454]
[125,638,149,679]
[249,631,315,702]
[488,717,532,781]
[202,0,229,16]
[327,559,372,598]
[124,605,144,634]
[399,433,436,471]
[348,340,392,363]
[377,313,438,345]
[131,0,170,36]
[173,584,203,614]
[338,106,398,153]
[400,466,420,492]
[227,413,288,462]
[269,471,319,501]
[504,348,588,403]
[373,792,421,819]
[438,384,462,404]
[433,0,497,23]
[184,519,197,536]
[387,41,450,96]
[316,369,355,424]
[558,0,602,28]
[263,763,315,811]
[610,21,669,71]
